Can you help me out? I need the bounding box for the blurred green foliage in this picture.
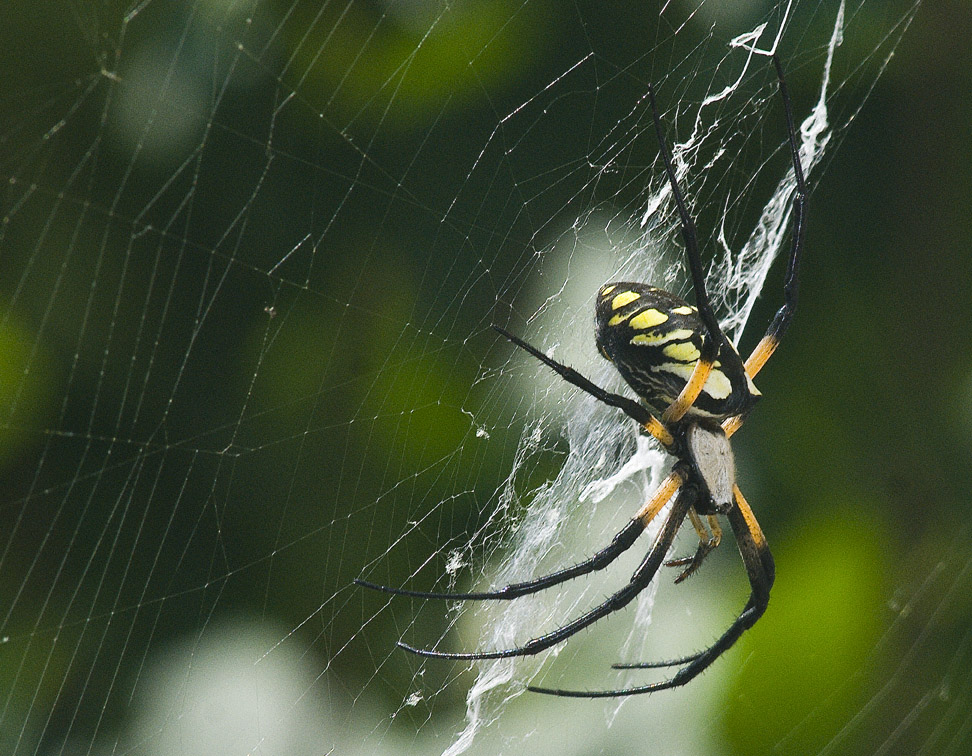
[722,506,889,755]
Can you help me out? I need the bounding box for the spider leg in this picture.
[531,485,772,697]
[397,483,696,661]
[646,85,724,424]
[722,56,809,443]
[610,652,703,671]
[493,326,674,449]
[743,54,808,380]
[357,470,684,601]
[665,511,722,583]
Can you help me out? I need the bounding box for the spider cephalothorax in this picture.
[358,53,807,698]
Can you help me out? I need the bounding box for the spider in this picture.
[357,54,807,698]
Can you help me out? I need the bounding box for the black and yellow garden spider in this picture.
[358,54,807,698]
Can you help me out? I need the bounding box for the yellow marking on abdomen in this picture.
[663,341,701,362]
[608,311,633,326]
[600,284,617,297]
[702,368,733,399]
[657,363,733,399]
[671,305,695,315]
[629,308,669,329]
[611,291,641,310]
[630,328,694,346]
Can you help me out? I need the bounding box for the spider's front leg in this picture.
[492,325,676,450]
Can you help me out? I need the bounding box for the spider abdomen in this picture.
[595,282,759,421]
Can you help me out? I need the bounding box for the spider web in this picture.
[2,1,956,755]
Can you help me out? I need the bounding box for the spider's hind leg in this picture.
[646,83,758,426]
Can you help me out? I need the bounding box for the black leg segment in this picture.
[398,485,697,662]
[355,517,645,601]
[493,326,675,448]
